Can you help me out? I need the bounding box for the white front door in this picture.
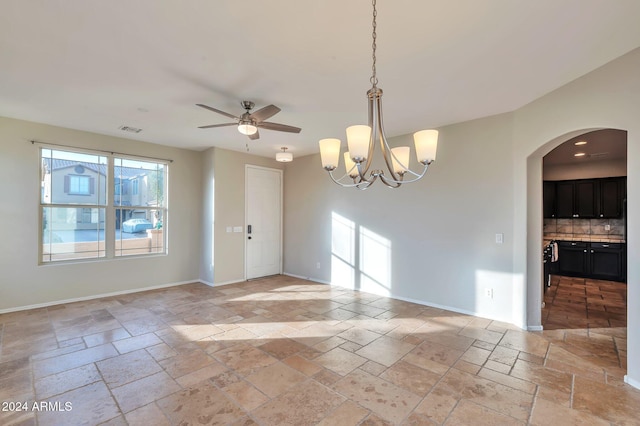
[245,165,282,279]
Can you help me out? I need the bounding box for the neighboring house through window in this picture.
[40,147,168,263]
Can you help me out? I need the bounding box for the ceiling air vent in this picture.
[119,125,142,134]
[589,152,609,158]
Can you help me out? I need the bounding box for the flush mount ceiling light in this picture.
[574,141,588,146]
[318,0,438,189]
[276,147,293,162]
[574,152,587,157]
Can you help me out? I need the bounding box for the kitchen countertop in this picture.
[544,233,625,244]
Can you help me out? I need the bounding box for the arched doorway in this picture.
[525,128,628,329]
[540,129,627,329]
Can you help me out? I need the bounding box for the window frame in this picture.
[39,146,169,264]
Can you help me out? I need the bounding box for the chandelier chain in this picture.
[370,0,378,87]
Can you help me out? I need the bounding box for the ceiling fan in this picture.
[196,101,301,140]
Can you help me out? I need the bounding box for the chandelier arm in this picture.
[355,161,370,182]
[373,90,403,182]
[379,163,430,185]
[357,173,377,190]
[353,90,378,178]
[327,169,374,188]
[378,173,403,188]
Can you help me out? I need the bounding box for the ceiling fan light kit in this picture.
[318,0,439,189]
[238,123,258,135]
[197,101,301,141]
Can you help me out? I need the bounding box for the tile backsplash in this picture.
[544,218,624,238]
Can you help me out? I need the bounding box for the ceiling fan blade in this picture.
[250,104,281,122]
[259,121,302,133]
[198,123,237,129]
[248,130,260,140]
[196,104,239,120]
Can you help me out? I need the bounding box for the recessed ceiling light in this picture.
[574,152,587,157]
[574,141,587,146]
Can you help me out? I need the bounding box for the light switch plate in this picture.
[495,233,504,244]
[233,226,242,233]
[226,227,232,233]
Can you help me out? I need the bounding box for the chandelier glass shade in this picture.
[318,0,438,189]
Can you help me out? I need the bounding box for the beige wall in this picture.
[199,147,284,285]
[0,117,203,311]
[284,113,517,323]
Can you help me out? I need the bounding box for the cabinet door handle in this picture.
[571,243,577,246]
[584,250,587,253]
[602,244,609,247]
[600,214,604,217]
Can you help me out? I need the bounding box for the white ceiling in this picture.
[2,1,640,159]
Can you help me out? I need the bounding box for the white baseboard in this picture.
[210,279,246,287]
[527,325,544,331]
[199,279,215,287]
[283,273,522,328]
[388,292,518,327]
[283,272,331,285]
[625,375,640,390]
[0,279,200,314]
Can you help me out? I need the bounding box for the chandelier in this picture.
[318,0,438,189]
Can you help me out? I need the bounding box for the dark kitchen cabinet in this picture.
[590,242,625,281]
[598,177,626,218]
[543,181,556,218]
[554,180,596,218]
[544,177,626,219]
[555,181,574,218]
[575,180,597,218]
[557,241,626,282]
[558,241,588,275]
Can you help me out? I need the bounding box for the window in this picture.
[114,158,166,257]
[66,174,94,195]
[39,147,168,263]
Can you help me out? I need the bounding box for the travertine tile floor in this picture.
[1,275,639,425]
[542,275,627,330]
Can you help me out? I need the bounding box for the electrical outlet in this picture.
[484,288,493,298]
[605,224,611,231]
[316,262,321,269]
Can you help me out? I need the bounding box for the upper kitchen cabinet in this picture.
[543,181,556,218]
[599,177,626,218]
[554,179,597,218]
[544,177,626,219]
